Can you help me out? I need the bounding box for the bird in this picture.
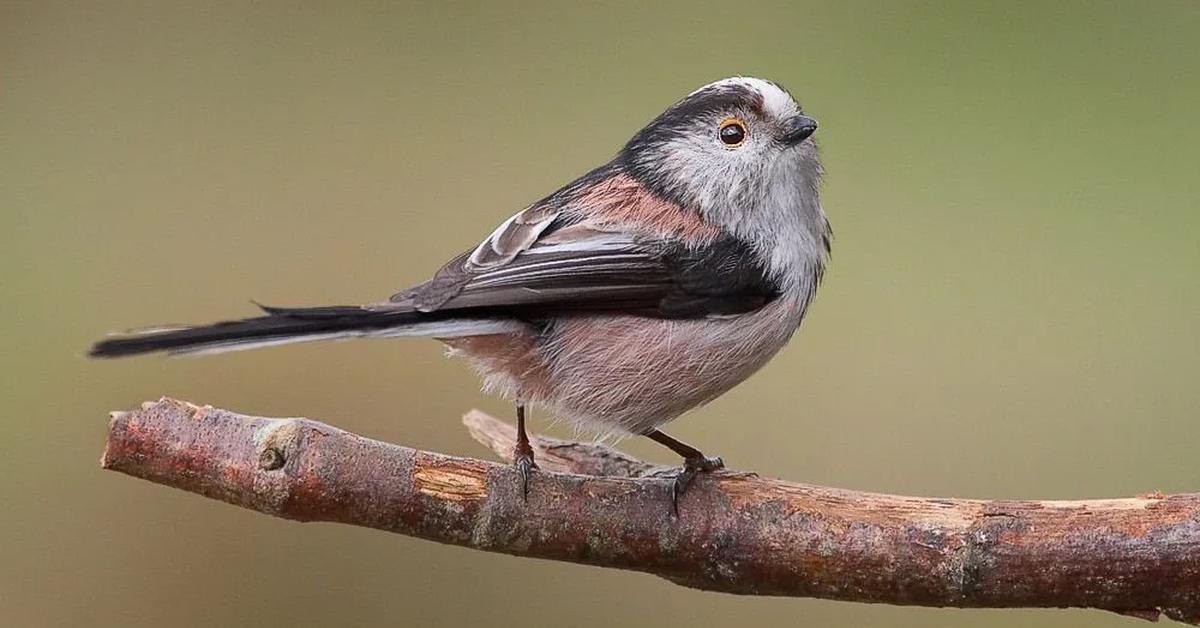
[90,76,830,511]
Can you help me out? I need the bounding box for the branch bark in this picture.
[102,398,1200,624]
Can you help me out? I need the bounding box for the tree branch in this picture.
[102,398,1200,624]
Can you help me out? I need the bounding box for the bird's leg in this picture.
[644,429,724,515]
[513,404,538,499]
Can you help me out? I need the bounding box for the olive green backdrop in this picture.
[3,2,1198,627]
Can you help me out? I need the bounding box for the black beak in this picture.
[781,115,818,145]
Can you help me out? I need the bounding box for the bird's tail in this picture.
[88,303,518,358]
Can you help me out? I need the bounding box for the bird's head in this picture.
[620,77,827,280]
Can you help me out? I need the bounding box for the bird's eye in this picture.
[718,118,747,147]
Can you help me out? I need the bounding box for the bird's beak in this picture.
[780,115,818,145]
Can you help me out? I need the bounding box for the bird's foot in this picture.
[513,441,538,501]
[671,455,724,516]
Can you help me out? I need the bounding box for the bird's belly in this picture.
[534,296,807,437]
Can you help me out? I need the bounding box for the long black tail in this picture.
[89,304,455,358]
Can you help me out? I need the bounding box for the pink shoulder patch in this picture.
[575,174,719,243]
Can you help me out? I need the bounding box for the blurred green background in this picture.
[3,1,1198,626]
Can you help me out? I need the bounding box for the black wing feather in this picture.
[391,233,779,319]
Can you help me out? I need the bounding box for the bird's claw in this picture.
[513,445,538,501]
[671,455,724,516]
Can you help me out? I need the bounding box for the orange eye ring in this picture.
[718,117,747,148]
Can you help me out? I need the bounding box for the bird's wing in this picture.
[378,195,779,320]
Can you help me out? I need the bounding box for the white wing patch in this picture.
[466,204,561,270]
